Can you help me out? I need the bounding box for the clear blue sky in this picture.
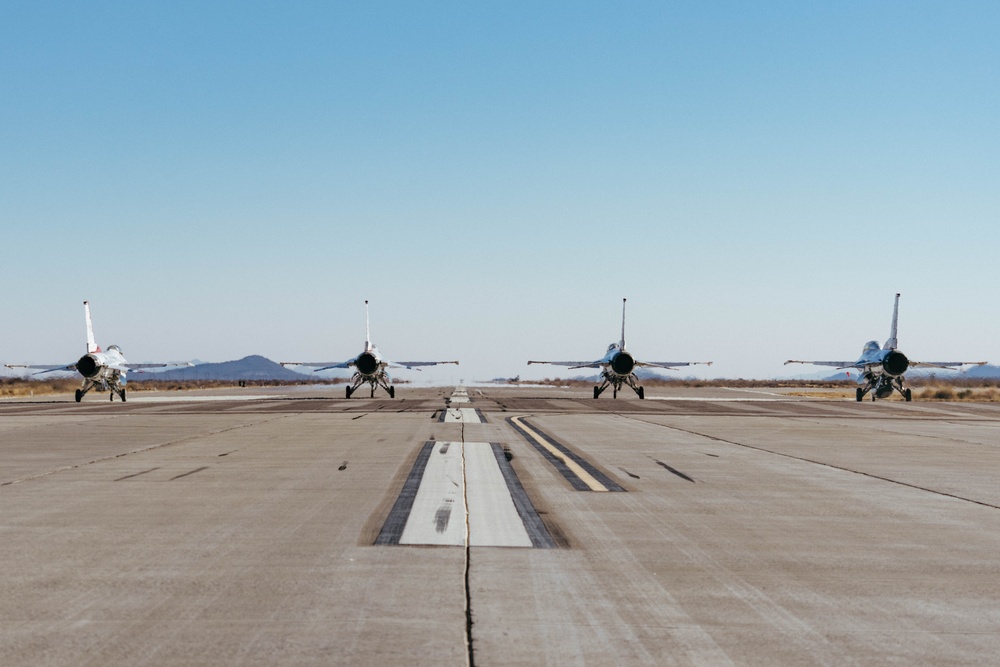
[2,2,997,381]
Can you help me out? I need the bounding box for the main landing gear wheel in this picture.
[388,386,395,398]
[856,388,863,402]
[904,388,912,402]
[121,389,127,403]
[613,388,618,399]
[110,392,114,402]
[594,386,600,399]
[638,387,645,400]
[75,389,83,403]
[345,386,353,399]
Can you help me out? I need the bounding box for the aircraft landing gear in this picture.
[637,386,645,400]
[904,388,912,402]
[388,386,395,398]
[345,386,353,399]
[856,388,863,402]
[75,389,83,403]
[120,388,127,403]
[370,386,375,398]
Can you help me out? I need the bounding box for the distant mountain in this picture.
[134,355,314,382]
[963,364,1000,378]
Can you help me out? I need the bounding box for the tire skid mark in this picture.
[114,467,161,482]
[170,466,209,481]
[652,459,696,483]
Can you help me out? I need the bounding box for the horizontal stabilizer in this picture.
[118,362,194,373]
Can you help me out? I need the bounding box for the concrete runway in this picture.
[3,384,1000,665]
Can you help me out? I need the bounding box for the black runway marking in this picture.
[507,417,625,492]
[218,450,236,457]
[490,443,556,548]
[435,410,444,422]
[170,466,209,481]
[375,441,435,545]
[338,461,348,471]
[618,467,641,480]
[475,408,488,423]
[654,459,695,482]
[114,467,160,481]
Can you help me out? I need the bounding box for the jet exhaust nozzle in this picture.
[76,354,100,378]
[610,352,635,376]
[356,352,379,375]
[883,351,909,376]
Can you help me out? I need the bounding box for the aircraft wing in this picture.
[637,361,713,370]
[784,360,861,369]
[527,360,604,369]
[280,361,355,373]
[910,360,987,370]
[5,363,77,376]
[394,360,459,369]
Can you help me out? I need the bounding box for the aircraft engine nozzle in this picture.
[610,352,635,376]
[356,352,379,375]
[883,351,909,376]
[76,354,100,378]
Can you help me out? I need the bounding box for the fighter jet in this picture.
[528,298,712,399]
[281,301,459,398]
[785,293,986,401]
[5,301,192,402]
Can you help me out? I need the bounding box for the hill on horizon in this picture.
[964,364,1000,378]
[135,355,315,382]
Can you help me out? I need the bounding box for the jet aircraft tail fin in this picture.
[620,298,627,351]
[884,293,900,350]
[84,301,100,353]
[364,300,371,351]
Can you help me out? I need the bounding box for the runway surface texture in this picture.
[3,384,1000,665]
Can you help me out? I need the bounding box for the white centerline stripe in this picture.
[398,442,532,547]
[443,408,483,423]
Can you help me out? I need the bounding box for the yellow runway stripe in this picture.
[510,416,609,492]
